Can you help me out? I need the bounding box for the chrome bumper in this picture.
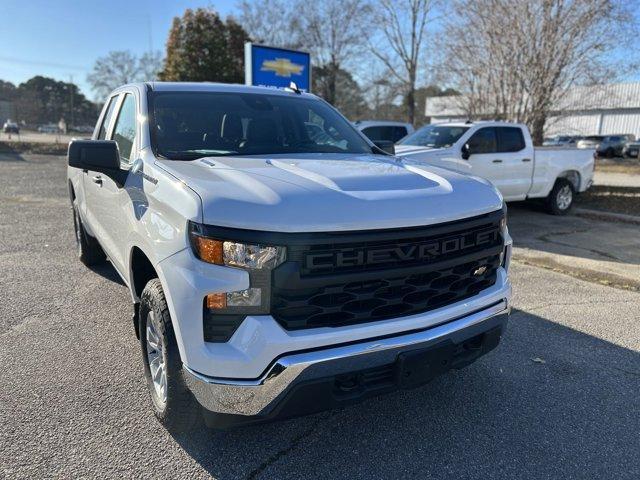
[183,301,509,418]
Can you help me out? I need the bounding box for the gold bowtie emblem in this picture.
[261,58,304,77]
[472,265,488,276]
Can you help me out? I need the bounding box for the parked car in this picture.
[72,125,95,134]
[542,135,581,147]
[395,121,595,214]
[37,124,60,134]
[354,120,415,144]
[595,134,634,157]
[2,120,20,134]
[67,82,512,430]
[576,135,605,150]
[623,139,640,158]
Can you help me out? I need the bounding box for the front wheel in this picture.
[139,279,201,432]
[546,179,574,215]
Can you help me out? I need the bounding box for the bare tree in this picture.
[370,0,436,125]
[87,50,163,100]
[139,51,164,82]
[238,0,303,48]
[299,0,372,105]
[443,0,634,144]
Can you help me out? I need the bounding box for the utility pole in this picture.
[69,74,75,128]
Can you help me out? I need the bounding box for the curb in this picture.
[574,207,640,226]
[512,253,640,293]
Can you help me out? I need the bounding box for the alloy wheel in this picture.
[556,185,572,210]
[146,311,167,404]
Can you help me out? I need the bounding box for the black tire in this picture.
[72,200,106,266]
[605,147,615,158]
[139,278,201,432]
[546,178,575,215]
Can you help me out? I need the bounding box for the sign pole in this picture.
[244,42,252,86]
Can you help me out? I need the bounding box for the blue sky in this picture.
[0,0,237,98]
[1,0,638,101]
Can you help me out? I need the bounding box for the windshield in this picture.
[398,124,469,148]
[149,91,373,159]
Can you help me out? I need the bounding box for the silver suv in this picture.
[595,134,634,158]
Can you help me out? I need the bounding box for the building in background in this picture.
[424,82,640,138]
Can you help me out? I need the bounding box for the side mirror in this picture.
[68,140,127,187]
[373,140,395,155]
[461,143,471,160]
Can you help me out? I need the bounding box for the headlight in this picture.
[190,231,286,269]
[499,204,509,269]
[189,222,286,342]
[224,242,285,269]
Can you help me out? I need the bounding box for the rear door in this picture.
[494,126,533,199]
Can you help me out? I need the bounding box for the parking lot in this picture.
[1,153,639,479]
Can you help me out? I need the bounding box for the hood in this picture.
[155,153,503,232]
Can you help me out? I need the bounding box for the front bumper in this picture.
[183,300,509,427]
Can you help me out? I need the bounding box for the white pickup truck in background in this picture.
[395,121,595,214]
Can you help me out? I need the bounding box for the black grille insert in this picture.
[272,254,501,329]
[270,209,505,330]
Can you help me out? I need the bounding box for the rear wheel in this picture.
[546,178,574,215]
[139,278,201,432]
[72,200,106,266]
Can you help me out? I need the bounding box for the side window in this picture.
[97,96,119,140]
[362,126,394,142]
[110,93,137,163]
[497,127,526,152]
[467,127,497,154]
[392,126,408,142]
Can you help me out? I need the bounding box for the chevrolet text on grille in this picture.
[305,228,501,270]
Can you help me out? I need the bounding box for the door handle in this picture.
[522,158,532,162]
[92,175,103,186]
[492,159,503,163]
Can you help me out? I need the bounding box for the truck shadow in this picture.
[87,260,125,286]
[169,308,640,479]
[507,202,640,268]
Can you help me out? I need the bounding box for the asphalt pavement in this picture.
[1,153,639,479]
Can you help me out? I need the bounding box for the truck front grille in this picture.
[270,209,505,330]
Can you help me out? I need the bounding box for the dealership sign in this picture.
[244,43,311,92]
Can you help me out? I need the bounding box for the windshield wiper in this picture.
[157,151,214,161]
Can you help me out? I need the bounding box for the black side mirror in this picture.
[68,140,127,187]
[461,143,471,160]
[373,140,395,155]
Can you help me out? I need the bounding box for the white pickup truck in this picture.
[395,121,595,214]
[67,83,511,430]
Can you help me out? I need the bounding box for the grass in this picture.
[595,158,640,175]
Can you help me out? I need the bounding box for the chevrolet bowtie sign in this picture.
[245,43,311,92]
[261,58,305,77]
